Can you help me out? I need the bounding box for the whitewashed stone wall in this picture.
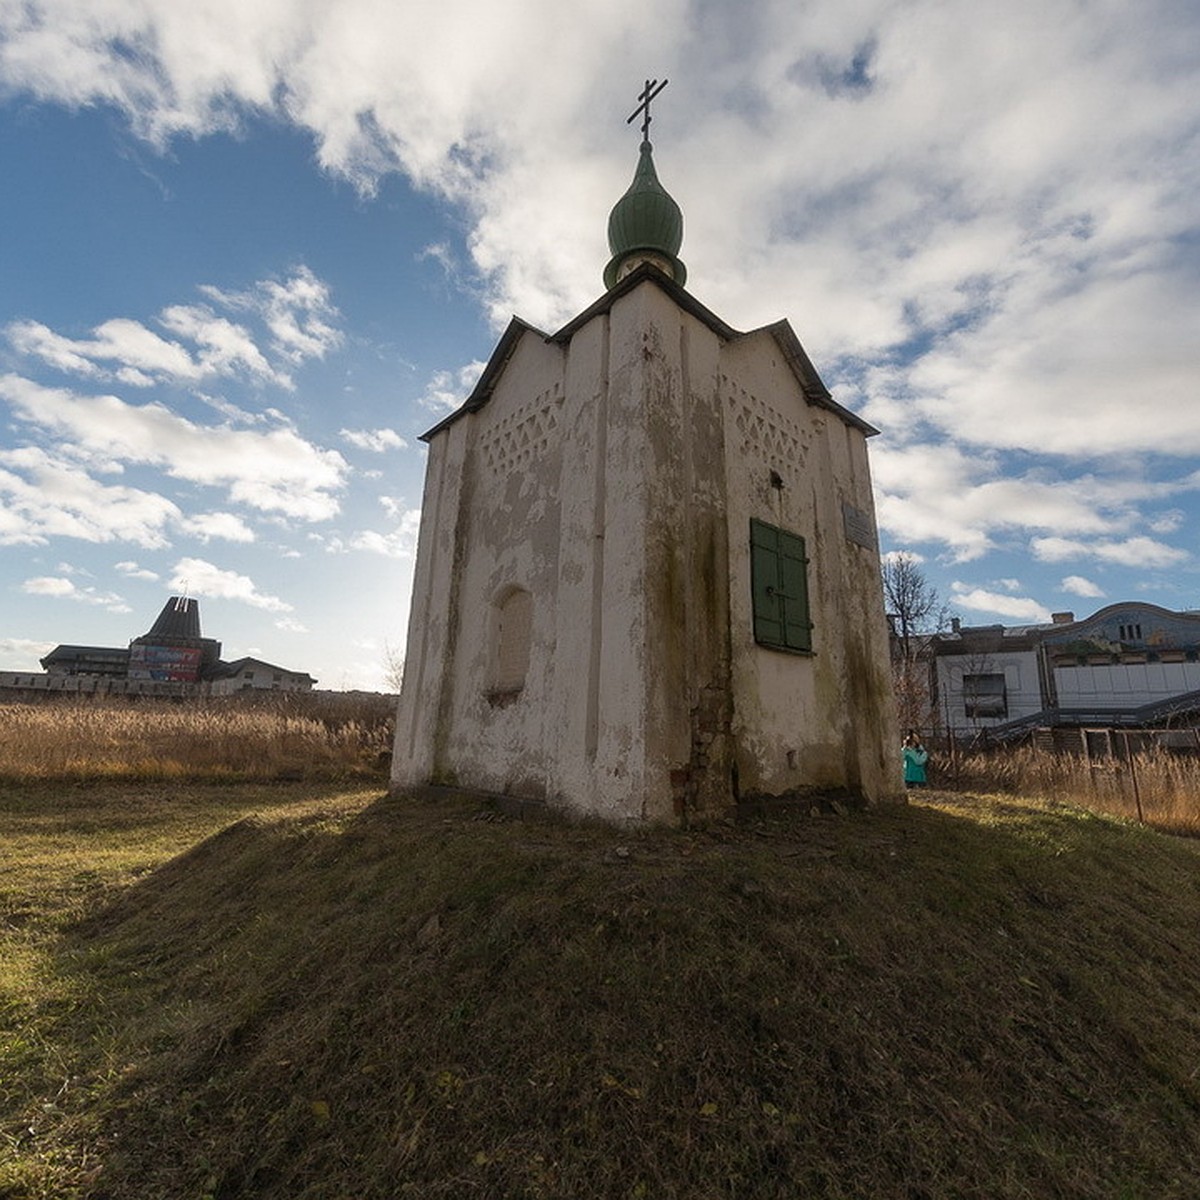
[392,273,899,821]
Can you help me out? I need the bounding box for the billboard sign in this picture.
[128,644,203,682]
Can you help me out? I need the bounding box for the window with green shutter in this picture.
[750,518,813,653]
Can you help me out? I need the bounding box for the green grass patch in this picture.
[2,784,1199,1198]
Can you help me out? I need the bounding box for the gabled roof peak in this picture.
[421,264,878,442]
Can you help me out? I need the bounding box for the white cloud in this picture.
[351,530,411,558]
[0,445,182,547]
[870,442,1126,561]
[1149,509,1185,534]
[420,361,486,413]
[21,575,130,612]
[187,511,256,543]
[1061,575,1106,599]
[1031,535,1189,569]
[1,1,1193,347]
[159,304,285,385]
[1,0,1198,587]
[0,637,56,670]
[197,393,270,425]
[379,495,416,521]
[880,548,925,565]
[0,374,346,521]
[6,268,339,391]
[871,436,1200,564]
[340,427,408,452]
[199,268,341,366]
[350,504,421,558]
[6,312,280,388]
[168,556,292,612]
[418,241,459,281]
[116,560,161,581]
[274,616,308,633]
[898,266,1200,459]
[6,317,192,384]
[950,583,1052,623]
[21,576,75,597]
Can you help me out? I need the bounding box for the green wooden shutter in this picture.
[750,519,812,652]
[778,530,812,652]
[751,520,784,646]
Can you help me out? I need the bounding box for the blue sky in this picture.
[1,0,1198,689]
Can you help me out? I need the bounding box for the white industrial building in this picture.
[932,603,1200,736]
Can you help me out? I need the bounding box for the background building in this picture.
[127,596,222,683]
[926,602,1200,738]
[1,597,314,696]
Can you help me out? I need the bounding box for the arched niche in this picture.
[490,586,532,695]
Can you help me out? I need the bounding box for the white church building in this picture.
[392,95,898,822]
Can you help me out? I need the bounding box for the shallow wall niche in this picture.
[490,586,532,695]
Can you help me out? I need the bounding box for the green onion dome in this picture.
[603,140,687,290]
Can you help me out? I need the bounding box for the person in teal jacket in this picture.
[902,731,928,788]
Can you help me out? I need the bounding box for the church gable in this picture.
[552,263,876,445]
[719,347,818,480]
[421,317,560,443]
[474,376,565,484]
[722,321,877,441]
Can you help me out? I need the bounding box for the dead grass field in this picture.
[937,744,1200,836]
[2,780,1198,1199]
[0,693,395,783]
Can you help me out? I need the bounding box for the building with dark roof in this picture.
[919,602,1200,738]
[127,596,222,683]
[40,644,130,678]
[23,597,314,695]
[206,657,316,694]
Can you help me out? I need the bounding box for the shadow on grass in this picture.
[26,790,1200,1200]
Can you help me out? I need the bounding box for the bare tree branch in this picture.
[882,553,951,661]
[882,552,952,735]
[382,640,405,693]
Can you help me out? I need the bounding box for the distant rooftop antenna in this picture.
[626,77,668,142]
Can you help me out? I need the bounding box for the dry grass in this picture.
[2,782,1199,1199]
[937,744,1200,836]
[0,780,378,1198]
[0,694,395,783]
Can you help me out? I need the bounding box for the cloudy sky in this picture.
[1,0,1197,689]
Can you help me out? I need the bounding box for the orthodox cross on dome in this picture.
[605,77,686,289]
[626,78,668,142]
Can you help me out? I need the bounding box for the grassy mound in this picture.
[3,786,1199,1198]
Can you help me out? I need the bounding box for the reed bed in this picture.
[940,742,1200,835]
[0,693,395,782]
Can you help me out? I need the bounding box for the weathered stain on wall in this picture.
[392,269,900,822]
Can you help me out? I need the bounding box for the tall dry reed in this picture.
[940,743,1200,835]
[0,694,395,782]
